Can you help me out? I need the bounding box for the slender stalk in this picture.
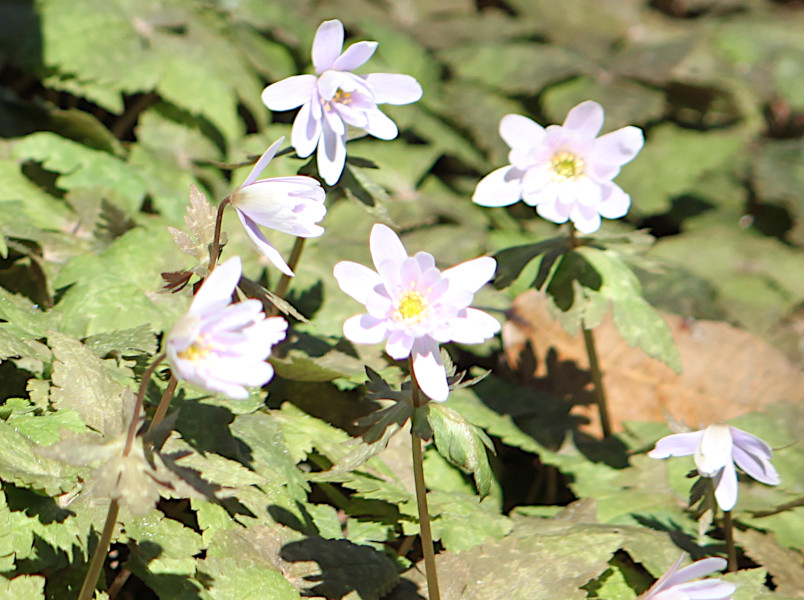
[722,509,737,572]
[408,358,441,600]
[273,237,306,302]
[208,197,231,274]
[77,500,120,600]
[582,327,612,438]
[149,375,178,433]
[125,353,165,455]
[567,223,612,438]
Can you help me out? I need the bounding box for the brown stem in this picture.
[125,353,165,455]
[408,357,441,600]
[149,376,178,433]
[208,197,231,273]
[722,509,737,572]
[273,236,306,302]
[77,500,120,600]
[582,327,612,438]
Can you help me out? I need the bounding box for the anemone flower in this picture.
[638,553,735,600]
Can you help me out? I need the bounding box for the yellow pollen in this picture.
[551,151,584,182]
[393,290,427,323]
[178,336,213,362]
[333,89,352,104]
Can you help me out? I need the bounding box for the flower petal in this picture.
[333,40,378,71]
[695,423,733,477]
[343,313,388,344]
[240,138,284,187]
[649,431,704,459]
[334,261,383,304]
[292,100,322,158]
[261,74,317,111]
[363,108,398,140]
[595,125,644,167]
[316,121,347,185]
[190,256,241,316]
[364,73,423,104]
[443,256,496,294]
[386,329,415,359]
[730,430,780,486]
[235,211,294,276]
[597,183,631,219]
[500,114,545,150]
[562,100,604,138]
[412,337,448,401]
[441,308,501,344]
[370,224,408,278]
[472,166,524,207]
[665,557,727,588]
[312,19,344,73]
[569,203,602,233]
[713,458,738,511]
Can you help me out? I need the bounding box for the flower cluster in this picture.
[473,101,643,233]
[334,224,500,401]
[167,256,288,399]
[638,554,735,600]
[649,423,780,511]
[262,19,423,186]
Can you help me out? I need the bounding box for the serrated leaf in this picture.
[0,421,72,495]
[0,575,45,600]
[167,185,219,275]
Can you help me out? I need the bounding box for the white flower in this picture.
[638,553,735,600]
[649,423,780,511]
[261,19,423,186]
[231,138,326,276]
[472,101,644,233]
[167,256,288,399]
[333,224,500,401]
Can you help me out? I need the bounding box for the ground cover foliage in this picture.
[0,0,802,598]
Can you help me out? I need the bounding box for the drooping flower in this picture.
[167,256,288,399]
[333,224,500,401]
[472,101,644,233]
[261,19,423,186]
[230,137,326,276]
[649,423,780,511]
[638,553,735,600]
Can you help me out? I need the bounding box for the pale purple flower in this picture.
[638,553,735,600]
[230,137,326,276]
[649,423,780,511]
[333,224,500,401]
[472,101,644,233]
[261,19,423,186]
[167,256,288,399]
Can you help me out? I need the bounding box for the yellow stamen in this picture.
[393,290,428,324]
[178,335,213,362]
[551,151,584,182]
[321,89,353,112]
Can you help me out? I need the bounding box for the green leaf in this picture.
[424,403,495,497]
[0,421,73,495]
[0,575,45,600]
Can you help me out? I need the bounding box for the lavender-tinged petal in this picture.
[649,431,704,459]
[335,102,370,129]
[399,257,423,287]
[316,122,347,185]
[333,40,378,71]
[665,558,727,587]
[597,183,631,219]
[386,330,415,359]
[695,424,733,477]
[595,125,644,166]
[729,427,774,460]
[241,138,284,187]
[206,300,263,333]
[248,316,288,347]
[233,178,321,221]
[363,73,423,104]
[412,337,448,402]
[443,308,501,344]
[413,251,436,273]
[189,256,241,316]
[261,75,317,111]
[235,211,294,276]
[535,197,571,225]
[292,101,322,158]
[209,357,274,387]
[499,114,546,150]
[675,580,736,599]
[521,164,555,196]
[363,108,398,140]
[731,443,780,486]
[333,261,383,304]
[562,100,604,138]
[343,314,388,345]
[713,459,738,511]
[317,69,346,101]
[472,166,524,207]
[370,224,409,277]
[312,19,344,73]
[443,256,496,294]
[569,204,602,234]
[641,553,686,599]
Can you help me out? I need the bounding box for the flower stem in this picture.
[408,357,441,600]
[209,197,231,273]
[722,509,737,572]
[149,375,178,433]
[125,353,165,455]
[567,223,612,438]
[77,499,120,600]
[273,236,306,301]
[582,327,612,438]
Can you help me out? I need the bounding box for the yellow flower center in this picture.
[178,335,213,363]
[322,89,353,112]
[551,151,584,182]
[393,290,428,324]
